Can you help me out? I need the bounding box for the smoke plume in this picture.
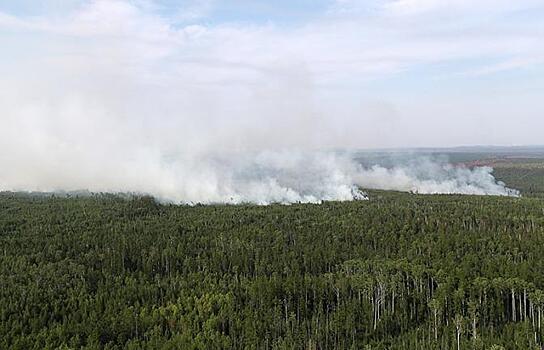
[353,158,519,197]
[0,147,518,204]
[0,1,521,203]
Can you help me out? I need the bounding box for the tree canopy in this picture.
[1,190,543,349]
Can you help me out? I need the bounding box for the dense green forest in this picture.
[1,190,544,349]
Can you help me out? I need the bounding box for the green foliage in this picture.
[1,191,544,349]
[493,165,544,198]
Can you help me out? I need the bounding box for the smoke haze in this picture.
[0,1,531,203]
[0,145,518,203]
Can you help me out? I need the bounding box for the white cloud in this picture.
[2,0,543,82]
[384,0,544,16]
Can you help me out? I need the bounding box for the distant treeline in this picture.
[1,191,544,349]
[493,167,544,198]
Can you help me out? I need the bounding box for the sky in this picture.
[0,0,543,151]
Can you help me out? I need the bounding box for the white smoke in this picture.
[0,1,521,203]
[0,147,518,204]
[353,158,519,197]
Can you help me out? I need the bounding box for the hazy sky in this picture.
[1,0,543,149]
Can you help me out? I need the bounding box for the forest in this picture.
[1,185,544,349]
[492,160,544,199]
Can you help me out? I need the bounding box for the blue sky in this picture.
[0,0,543,149]
[0,0,332,24]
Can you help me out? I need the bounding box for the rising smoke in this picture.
[0,146,519,204]
[0,1,520,204]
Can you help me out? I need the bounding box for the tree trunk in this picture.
[472,316,477,340]
[456,329,461,350]
[434,309,438,340]
[512,289,516,322]
[524,289,527,321]
[538,306,541,330]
